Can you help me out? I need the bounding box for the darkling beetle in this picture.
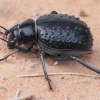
[0,11,100,90]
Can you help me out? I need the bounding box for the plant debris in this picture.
[79,10,88,17]
[0,84,6,90]
[19,72,100,78]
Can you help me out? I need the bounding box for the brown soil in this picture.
[0,0,100,100]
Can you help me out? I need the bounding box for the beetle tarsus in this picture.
[39,52,52,90]
[53,55,100,74]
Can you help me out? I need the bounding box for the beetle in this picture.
[0,11,100,90]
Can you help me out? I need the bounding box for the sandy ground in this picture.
[0,0,100,100]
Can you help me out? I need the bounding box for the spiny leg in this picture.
[38,52,52,90]
[53,56,100,74]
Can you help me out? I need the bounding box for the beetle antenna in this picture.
[0,38,8,42]
[0,49,19,61]
[38,52,52,90]
[0,26,8,31]
[0,25,8,35]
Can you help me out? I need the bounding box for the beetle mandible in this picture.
[0,11,100,90]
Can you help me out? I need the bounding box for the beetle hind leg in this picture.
[53,55,100,74]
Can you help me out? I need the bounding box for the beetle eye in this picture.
[10,41,15,44]
[7,40,16,49]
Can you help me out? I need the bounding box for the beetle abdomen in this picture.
[36,14,93,55]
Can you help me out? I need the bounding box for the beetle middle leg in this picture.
[37,52,52,90]
[18,48,52,90]
[53,56,100,74]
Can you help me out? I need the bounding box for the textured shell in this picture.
[36,14,93,55]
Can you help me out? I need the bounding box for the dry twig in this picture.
[79,10,88,17]
[9,95,34,100]
[54,61,58,65]
[64,94,68,100]
[0,84,6,90]
[19,72,100,78]
[15,89,20,98]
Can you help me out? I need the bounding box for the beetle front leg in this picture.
[0,47,31,61]
[0,49,19,61]
[38,52,52,90]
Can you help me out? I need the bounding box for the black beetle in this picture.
[0,11,100,90]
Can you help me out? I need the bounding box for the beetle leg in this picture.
[17,47,31,53]
[38,52,52,90]
[0,47,31,61]
[0,49,19,61]
[0,47,32,61]
[53,56,100,74]
[52,56,71,61]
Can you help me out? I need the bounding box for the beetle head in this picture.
[7,25,21,49]
[0,19,36,61]
[0,19,36,49]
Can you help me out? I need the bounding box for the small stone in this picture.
[0,84,6,90]
[30,62,38,67]
[36,13,39,16]
[54,61,58,65]
[61,77,65,79]
[79,10,88,17]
